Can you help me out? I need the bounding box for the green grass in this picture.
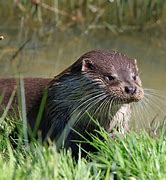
[0,113,165,179]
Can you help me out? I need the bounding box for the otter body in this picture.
[0,50,144,155]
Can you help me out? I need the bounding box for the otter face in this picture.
[103,64,144,103]
[81,50,144,104]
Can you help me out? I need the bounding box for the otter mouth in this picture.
[108,85,144,105]
[113,88,144,104]
[124,90,144,103]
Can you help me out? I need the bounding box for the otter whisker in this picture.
[143,94,166,115]
[132,103,142,128]
[138,100,151,127]
[144,89,166,104]
[102,97,116,131]
[133,98,150,128]
[132,102,144,126]
[131,103,139,128]
[92,94,110,117]
[132,102,147,130]
[141,96,157,117]
[145,92,166,100]
[144,92,166,107]
[100,96,112,128]
[139,98,151,117]
[140,96,162,127]
[144,89,166,99]
[72,92,108,126]
[84,95,111,131]
[108,97,115,118]
[131,103,137,128]
[70,92,106,117]
[108,98,121,131]
[144,88,166,95]
[107,97,116,114]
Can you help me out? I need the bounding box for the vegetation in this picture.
[1,0,166,33]
[0,109,166,179]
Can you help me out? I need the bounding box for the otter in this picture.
[0,50,144,156]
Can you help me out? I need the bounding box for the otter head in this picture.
[73,50,144,104]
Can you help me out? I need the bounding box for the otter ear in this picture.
[82,59,95,71]
[134,59,139,72]
[134,59,137,65]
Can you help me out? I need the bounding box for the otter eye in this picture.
[105,75,116,81]
[133,75,137,81]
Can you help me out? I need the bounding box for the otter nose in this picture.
[125,86,136,95]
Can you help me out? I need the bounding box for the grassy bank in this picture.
[0,115,165,179]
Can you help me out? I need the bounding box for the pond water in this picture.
[0,26,166,130]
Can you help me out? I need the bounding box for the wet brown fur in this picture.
[0,78,50,113]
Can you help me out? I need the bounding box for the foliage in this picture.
[0,0,166,32]
[0,114,165,179]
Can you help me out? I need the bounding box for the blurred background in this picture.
[0,0,166,91]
